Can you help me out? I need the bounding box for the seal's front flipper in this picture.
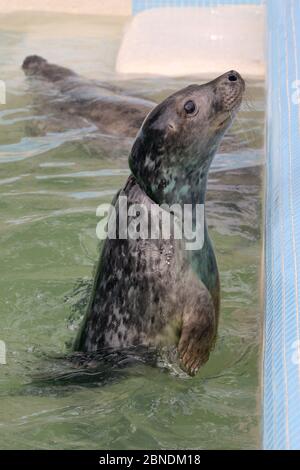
[178,284,216,376]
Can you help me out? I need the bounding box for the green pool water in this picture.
[0,12,264,450]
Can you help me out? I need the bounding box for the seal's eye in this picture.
[184,100,196,115]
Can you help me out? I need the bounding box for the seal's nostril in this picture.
[228,73,238,82]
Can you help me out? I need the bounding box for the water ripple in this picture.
[36,169,130,180]
[0,126,97,163]
[2,189,118,200]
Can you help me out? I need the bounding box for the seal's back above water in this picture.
[74,71,245,375]
[22,55,154,138]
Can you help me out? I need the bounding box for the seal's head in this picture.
[129,70,245,205]
[22,55,76,81]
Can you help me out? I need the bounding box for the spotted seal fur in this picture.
[73,70,245,375]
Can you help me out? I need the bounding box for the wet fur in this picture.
[74,176,219,375]
[74,72,244,375]
[22,55,154,138]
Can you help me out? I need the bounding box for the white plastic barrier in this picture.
[116,6,265,77]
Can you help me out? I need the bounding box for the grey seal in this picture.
[73,70,245,375]
[22,55,155,138]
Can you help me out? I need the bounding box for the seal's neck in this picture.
[158,153,214,208]
[158,152,217,297]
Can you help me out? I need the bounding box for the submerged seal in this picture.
[22,55,155,137]
[74,71,245,375]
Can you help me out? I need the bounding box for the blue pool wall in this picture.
[264,0,300,450]
[133,0,262,14]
